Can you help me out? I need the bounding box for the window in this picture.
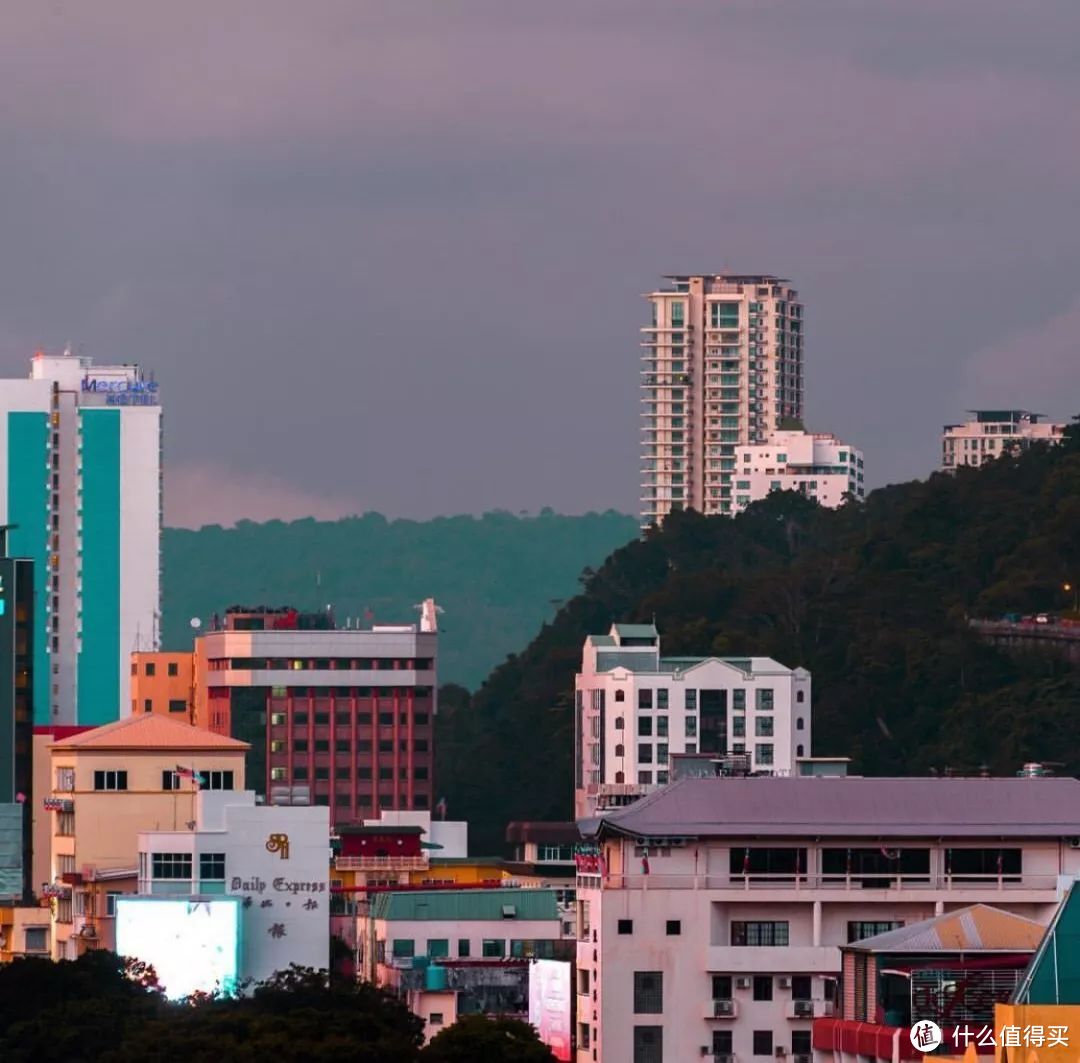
[145,662,156,677]
[481,939,504,957]
[168,699,187,713]
[755,716,774,737]
[638,689,653,710]
[199,853,226,881]
[685,689,697,711]
[429,1012,444,1027]
[824,848,930,882]
[457,939,470,957]
[204,771,235,791]
[615,716,624,730]
[55,767,75,791]
[685,716,697,738]
[426,939,449,959]
[733,689,746,711]
[731,921,789,946]
[756,689,774,711]
[25,927,48,952]
[656,689,668,709]
[633,1026,662,1063]
[753,1030,774,1056]
[152,853,193,880]
[638,770,653,784]
[753,975,773,1001]
[106,892,122,917]
[755,743,774,765]
[712,975,732,1000]
[391,939,415,958]
[796,690,804,703]
[732,716,745,737]
[638,717,653,737]
[615,743,625,757]
[792,1030,812,1055]
[946,848,1021,881]
[731,847,807,880]
[93,770,128,791]
[796,717,804,730]
[633,971,663,1013]
[615,689,625,702]
[791,975,812,1001]
[618,919,634,935]
[665,919,680,936]
[656,715,668,737]
[796,744,804,757]
[713,1031,733,1056]
[57,811,75,836]
[168,662,179,677]
[847,920,903,943]
[638,744,653,763]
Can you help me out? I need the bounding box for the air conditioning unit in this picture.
[778,976,791,989]
[793,1000,814,1018]
[714,999,734,1016]
[775,1048,787,1058]
[1068,838,1080,849]
[735,977,752,990]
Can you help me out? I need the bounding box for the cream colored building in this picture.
[942,410,1065,471]
[43,714,247,959]
[641,274,804,525]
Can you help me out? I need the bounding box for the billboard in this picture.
[116,898,241,999]
[528,958,572,1062]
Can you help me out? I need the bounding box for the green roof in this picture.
[371,888,560,923]
[1013,880,1080,1004]
[612,623,658,638]
[589,635,616,647]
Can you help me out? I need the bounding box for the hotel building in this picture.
[730,430,865,514]
[942,411,1066,472]
[573,775,1080,1063]
[574,624,810,818]
[0,350,161,726]
[641,274,804,526]
[195,601,439,825]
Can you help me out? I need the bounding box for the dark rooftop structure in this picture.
[580,776,1080,839]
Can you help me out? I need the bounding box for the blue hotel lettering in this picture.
[82,378,159,394]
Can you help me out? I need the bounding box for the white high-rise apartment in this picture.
[573,775,1080,1063]
[574,623,811,818]
[641,274,804,527]
[730,430,865,514]
[942,410,1066,472]
[0,351,161,726]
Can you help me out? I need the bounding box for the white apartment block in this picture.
[641,273,804,526]
[731,430,865,514]
[573,775,1080,1063]
[574,624,811,818]
[942,410,1065,472]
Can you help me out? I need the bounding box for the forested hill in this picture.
[439,422,1080,852]
[161,509,638,687]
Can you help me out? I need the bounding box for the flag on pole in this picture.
[435,796,448,820]
[641,847,650,876]
[175,765,205,788]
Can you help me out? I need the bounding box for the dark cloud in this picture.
[1,0,1078,523]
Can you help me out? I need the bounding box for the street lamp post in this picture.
[1065,582,1079,615]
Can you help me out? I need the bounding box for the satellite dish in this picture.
[190,617,202,630]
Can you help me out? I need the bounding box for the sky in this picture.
[1,0,1078,528]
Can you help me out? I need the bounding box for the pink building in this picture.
[573,775,1080,1063]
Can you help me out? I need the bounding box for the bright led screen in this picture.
[116,898,240,1000]
[529,958,572,1061]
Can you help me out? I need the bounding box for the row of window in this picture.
[93,770,234,792]
[271,738,429,754]
[388,938,559,960]
[612,1028,811,1063]
[627,688,782,711]
[132,660,182,677]
[270,711,431,727]
[272,766,429,781]
[151,852,225,880]
[209,658,433,671]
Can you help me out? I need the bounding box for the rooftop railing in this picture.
[576,871,1062,892]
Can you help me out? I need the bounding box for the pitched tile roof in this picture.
[846,905,1046,953]
[49,714,249,751]
[582,776,1080,838]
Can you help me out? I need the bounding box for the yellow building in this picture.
[130,651,195,721]
[45,714,247,960]
[0,903,52,962]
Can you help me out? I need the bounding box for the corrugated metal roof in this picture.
[1014,880,1080,1004]
[50,714,250,751]
[589,635,616,647]
[847,905,1046,953]
[371,888,560,922]
[585,776,1080,838]
[595,652,660,673]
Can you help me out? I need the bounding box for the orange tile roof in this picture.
[49,714,249,752]
[847,904,1046,952]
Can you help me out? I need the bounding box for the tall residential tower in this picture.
[641,274,804,526]
[0,351,161,726]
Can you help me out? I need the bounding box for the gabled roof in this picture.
[582,776,1080,839]
[1013,879,1080,1004]
[846,905,1045,953]
[49,714,249,752]
[612,623,658,639]
[371,888,560,923]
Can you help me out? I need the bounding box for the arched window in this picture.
[796,744,804,757]
[615,744,624,757]
[615,771,625,784]
[796,718,804,730]
[796,690,805,703]
[615,717,624,730]
[614,689,626,702]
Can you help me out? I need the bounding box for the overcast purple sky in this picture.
[2,1,1078,527]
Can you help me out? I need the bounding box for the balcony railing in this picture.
[334,856,429,872]
[576,872,1062,893]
